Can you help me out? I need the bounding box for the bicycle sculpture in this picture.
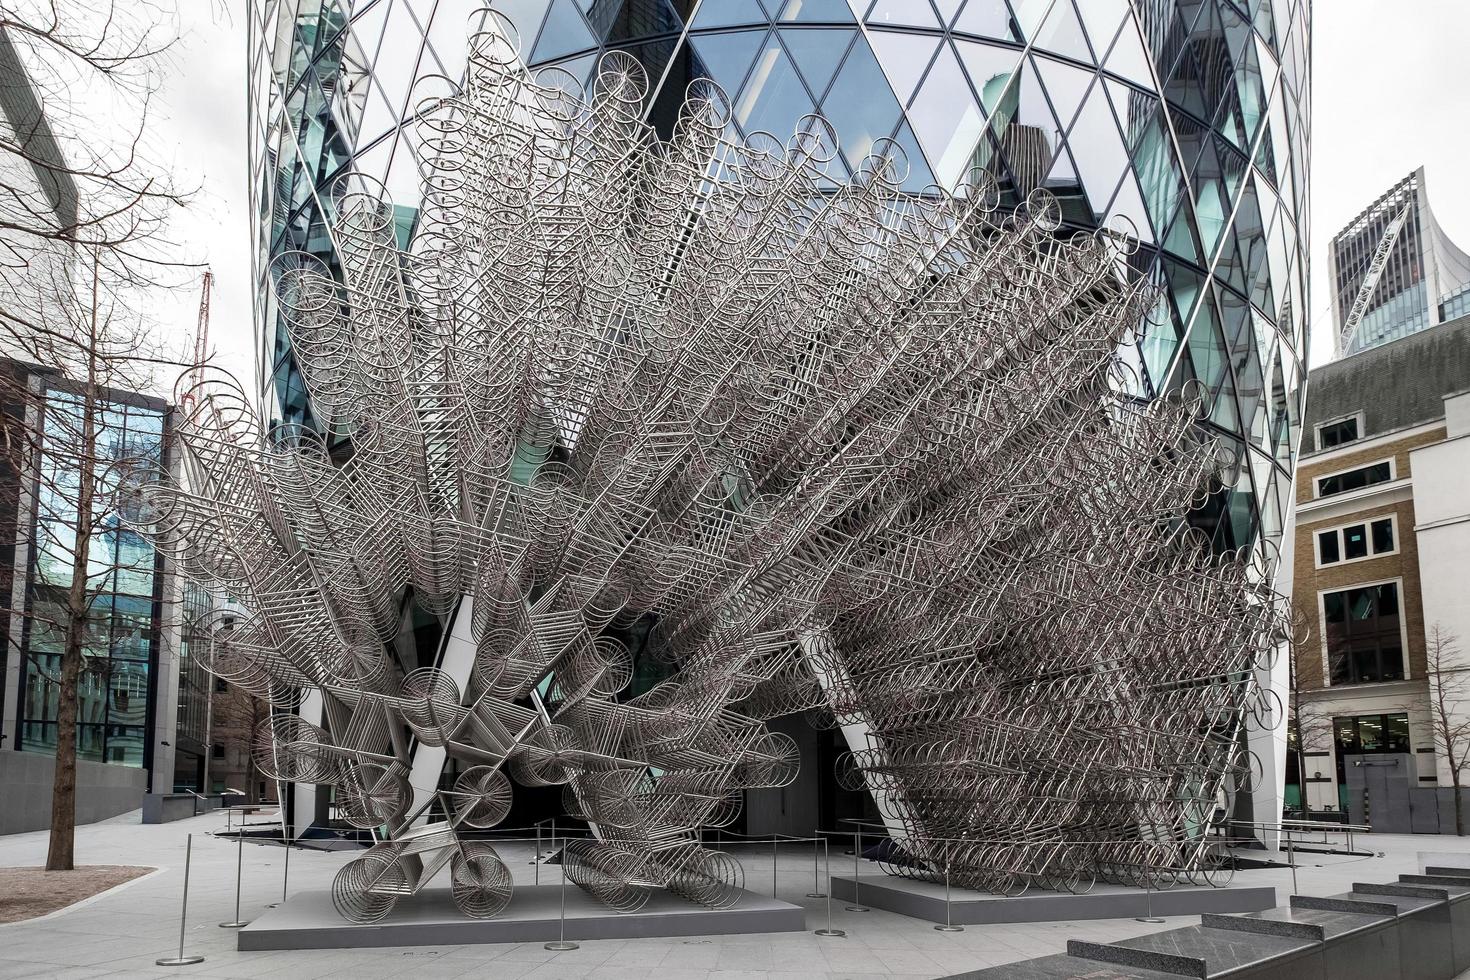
[125,12,1289,923]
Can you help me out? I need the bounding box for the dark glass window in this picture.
[1333,713,1410,755]
[1318,416,1359,449]
[1319,517,1397,566]
[212,744,225,760]
[1372,518,1394,553]
[1318,530,1340,564]
[1317,461,1392,497]
[1325,583,1404,685]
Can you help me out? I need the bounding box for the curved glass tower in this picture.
[249,0,1310,561]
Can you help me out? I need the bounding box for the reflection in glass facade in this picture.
[251,0,1310,563]
[13,382,169,769]
[1329,167,1470,358]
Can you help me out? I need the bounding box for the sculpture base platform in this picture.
[237,885,806,950]
[830,874,1276,924]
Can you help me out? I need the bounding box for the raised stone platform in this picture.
[237,884,806,950]
[830,873,1276,924]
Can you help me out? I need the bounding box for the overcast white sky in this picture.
[152,1,1470,391]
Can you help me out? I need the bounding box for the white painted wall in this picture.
[1411,392,1470,785]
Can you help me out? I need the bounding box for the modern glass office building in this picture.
[249,0,1310,561]
[1329,168,1470,358]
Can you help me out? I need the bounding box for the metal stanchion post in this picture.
[1287,827,1297,895]
[267,826,289,908]
[846,827,869,912]
[934,863,963,932]
[772,837,778,898]
[545,833,579,951]
[219,833,250,928]
[157,834,205,966]
[1135,872,1163,924]
[532,821,542,881]
[815,838,845,938]
[807,836,826,898]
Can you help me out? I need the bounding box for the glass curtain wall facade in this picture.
[250,0,1310,562]
[1329,167,1470,358]
[15,384,170,769]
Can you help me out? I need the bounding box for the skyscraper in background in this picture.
[249,0,1310,567]
[1329,167,1470,358]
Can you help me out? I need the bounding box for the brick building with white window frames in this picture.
[1290,313,1470,831]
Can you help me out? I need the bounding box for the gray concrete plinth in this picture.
[830,874,1276,924]
[237,884,806,950]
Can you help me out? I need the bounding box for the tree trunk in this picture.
[45,403,94,870]
[45,611,83,870]
[1454,769,1464,837]
[46,266,99,871]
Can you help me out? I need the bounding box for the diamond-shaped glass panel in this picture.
[953,0,1015,41]
[888,119,937,192]
[602,0,685,42]
[1007,0,1048,39]
[868,28,940,106]
[1103,14,1153,87]
[818,37,902,170]
[691,0,766,28]
[1031,0,1091,64]
[907,42,988,188]
[1074,0,1127,61]
[867,0,938,29]
[734,37,814,137]
[778,0,855,22]
[532,0,596,61]
[690,30,766,95]
[1056,75,1129,222]
[780,27,853,99]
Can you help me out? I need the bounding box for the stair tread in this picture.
[1237,904,1391,938]
[1103,923,1315,972]
[947,952,1185,979]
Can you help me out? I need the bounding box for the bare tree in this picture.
[0,2,184,296]
[1423,624,1470,836]
[0,246,180,870]
[0,2,190,871]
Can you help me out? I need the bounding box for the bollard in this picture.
[157,834,206,966]
[219,832,250,928]
[267,826,290,908]
[806,836,826,899]
[814,838,845,938]
[846,827,869,912]
[934,862,963,932]
[772,837,778,899]
[1135,872,1163,924]
[544,835,579,951]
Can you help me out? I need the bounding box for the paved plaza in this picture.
[2,812,1469,979]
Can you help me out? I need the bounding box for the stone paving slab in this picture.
[3,812,1470,979]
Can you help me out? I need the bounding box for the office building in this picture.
[0,359,178,832]
[1329,168,1470,357]
[251,0,1311,560]
[1290,314,1470,832]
